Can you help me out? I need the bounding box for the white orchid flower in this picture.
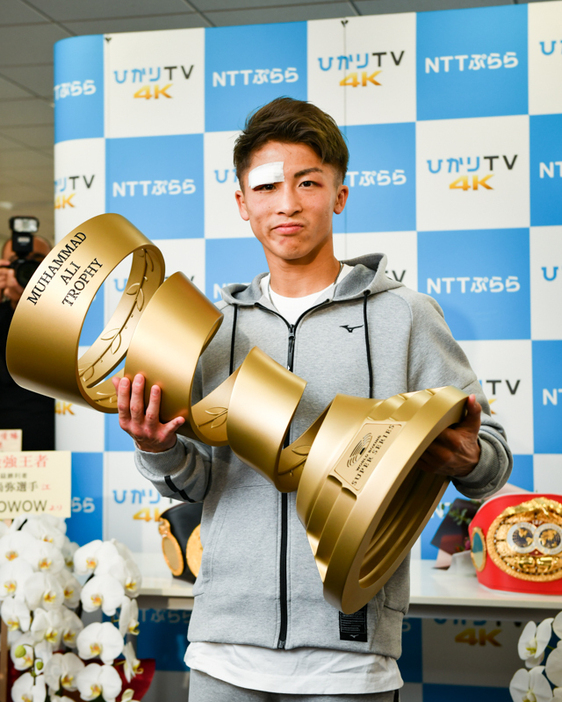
[1,595,31,632]
[50,697,74,702]
[30,606,64,647]
[553,612,562,640]
[87,543,125,583]
[8,627,26,646]
[112,542,140,588]
[26,540,65,575]
[10,632,35,671]
[80,574,124,616]
[24,515,67,535]
[96,554,141,599]
[119,596,139,637]
[121,690,139,702]
[122,641,141,682]
[76,663,122,702]
[60,537,79,569]
[0,559,34,600]
[550,687,562,699]
[44,652,85,694]
[21,517,65,550]
[60,608,84,648]
[0,531,36,565]
[122,559,141,598]
[518,619,554,667]
[24,572,64,611]
[33,639,53,674]
[112,540,135,562]
[72,541,103,576]
[56,568,82,609]
[546,643,562,687]
[76,622,124,665]
[10,671,46,702]
[510,666,553,702]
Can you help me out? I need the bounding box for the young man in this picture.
[115,98,512,701]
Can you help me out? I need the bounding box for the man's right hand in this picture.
[112,373,185,453]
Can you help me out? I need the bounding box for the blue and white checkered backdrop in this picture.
[53,3,562,699]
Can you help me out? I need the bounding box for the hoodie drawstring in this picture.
[363,291,373,399]
[229,304,239,376]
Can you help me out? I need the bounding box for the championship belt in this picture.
[158,503,203,583]
[469,493,562,594]
[7,214,469,613]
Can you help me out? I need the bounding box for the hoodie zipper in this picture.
[255,301,329,650]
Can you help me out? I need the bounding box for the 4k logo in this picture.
[427,154,518,192]
[340,71,381,87]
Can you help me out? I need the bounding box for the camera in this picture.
[4,216,41,288]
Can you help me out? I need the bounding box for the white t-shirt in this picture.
[185,265,403,694]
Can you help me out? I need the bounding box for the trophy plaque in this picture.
[7,214,468,613]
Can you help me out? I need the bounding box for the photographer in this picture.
[0,224,55,450]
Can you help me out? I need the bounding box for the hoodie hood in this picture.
[220,253,404,307]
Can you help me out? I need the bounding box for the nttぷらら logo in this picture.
[336,123,415,233]
[112,64,194,101]
[532,341,562,453]
[426,153,519,193]
[205,22,307,132]
[54,35,104,142]
[416,4,528,120]
[531,115,562,226]
[418,228,530,340]
[106,134,204,240]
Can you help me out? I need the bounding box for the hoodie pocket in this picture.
[200,484,279,603]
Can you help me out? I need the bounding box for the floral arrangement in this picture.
[0,515,154,702]
[510,613,562,702]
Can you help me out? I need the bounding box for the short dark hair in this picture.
[233,97,349,186]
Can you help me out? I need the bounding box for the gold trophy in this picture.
[7,214,467,613]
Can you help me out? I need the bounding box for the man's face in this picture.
[235,141,348,267]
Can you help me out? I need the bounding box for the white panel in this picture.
[104,28,205,138]
[458,340,533,455]
[416,116,530,231]
[534,454,562,493]
[422,619,524,687]
[307,14,416,126]
[530,226,562,340]
[204,130,253,239]
[103,451,179,558]
[346,231,417,291]
[54,138,106,243]
[528,0,562,115]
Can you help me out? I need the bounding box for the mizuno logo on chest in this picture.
[340,325,363,333]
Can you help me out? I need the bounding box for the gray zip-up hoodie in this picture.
[135,253,512,658]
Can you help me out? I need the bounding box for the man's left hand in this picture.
[416,394,482,478]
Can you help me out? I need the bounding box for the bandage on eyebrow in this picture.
[248,161,285,189]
